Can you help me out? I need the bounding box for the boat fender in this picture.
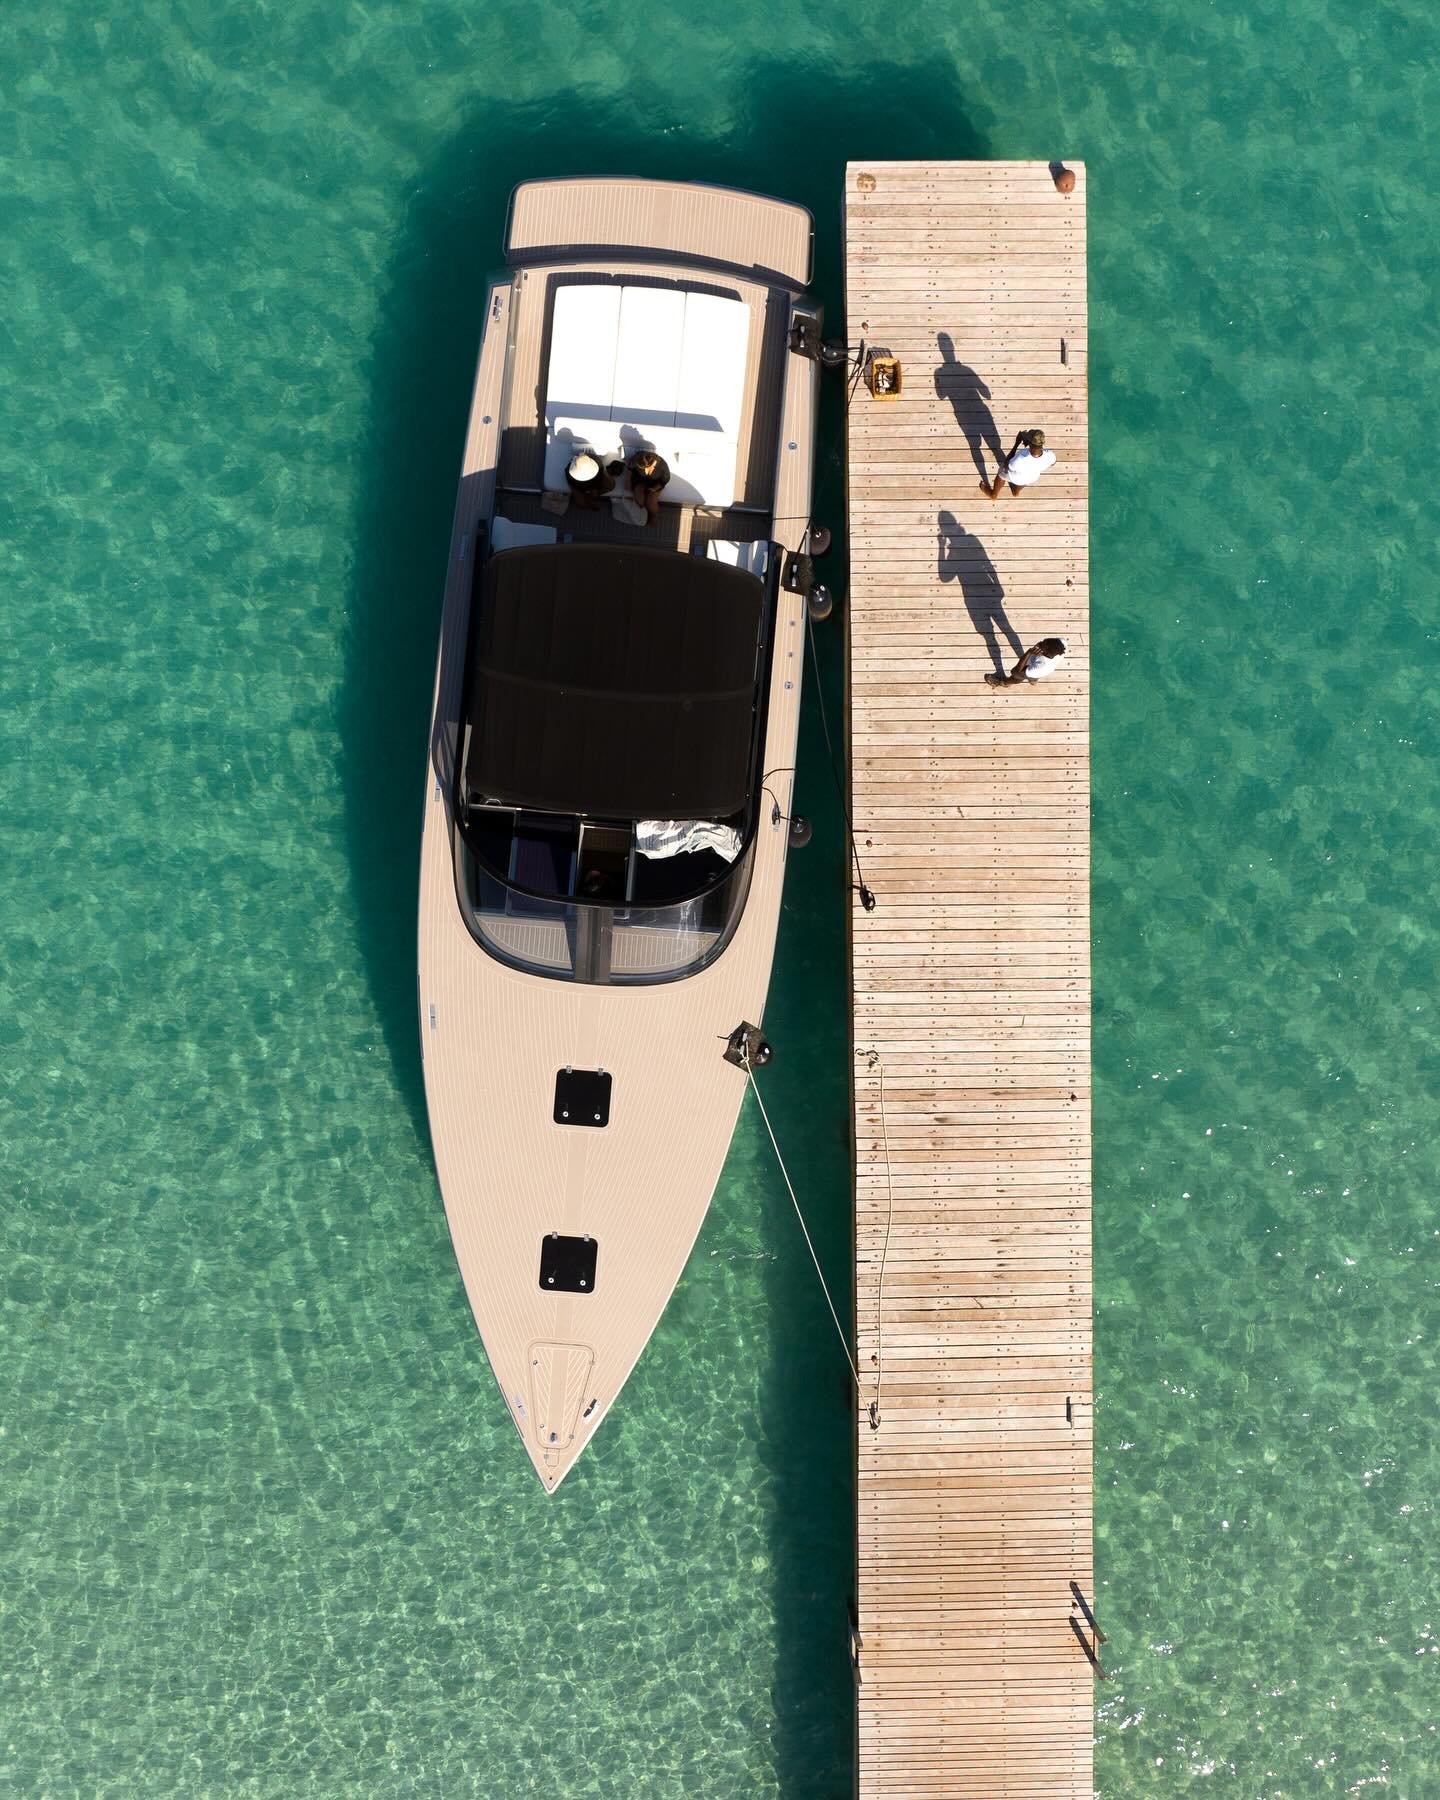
[806,584,834,622]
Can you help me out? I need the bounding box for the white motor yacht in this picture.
[417,178,823,1489]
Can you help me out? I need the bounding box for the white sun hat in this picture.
[567,451,600,483]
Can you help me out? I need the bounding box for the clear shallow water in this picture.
[3,2,1437,1795]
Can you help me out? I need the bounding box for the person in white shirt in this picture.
[986,636,1068,688]
[986,428,1056,499]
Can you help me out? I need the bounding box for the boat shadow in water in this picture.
[339,61,991,1793]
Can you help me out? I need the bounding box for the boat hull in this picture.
[416,185,817,1489]
[418,757,799,1489]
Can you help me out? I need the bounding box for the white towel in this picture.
[635,820,742,863]
[608,492,650,528]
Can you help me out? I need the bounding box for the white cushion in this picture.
[489,516,558,553]
[676,292,750,436]
[543,420,740,508]
[706,538,769,578]
[545,286,621,418]
[543,284,750,509]
[608,424,740,508]
[612,288,685,424]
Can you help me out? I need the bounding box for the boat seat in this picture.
[509,814,576,911]
[489,516,558,553]
[705,538,769,579]
[543,284,751,508]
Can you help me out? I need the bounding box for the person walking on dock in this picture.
[986,637,1068,687]
[986,428,1056,498]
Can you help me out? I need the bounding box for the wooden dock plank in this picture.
[846,161,1093,1799]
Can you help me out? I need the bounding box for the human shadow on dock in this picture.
[938,509,1023,677]
[934,332,1003,483]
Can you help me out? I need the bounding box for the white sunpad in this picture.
[543,287,624,493]
[611,288,685,424]
[676,292,750,435]
[545,285,622,418]
[542,284,751,506]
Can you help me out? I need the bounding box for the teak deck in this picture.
[844,162,1093,1798]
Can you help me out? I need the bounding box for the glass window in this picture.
[456,835,755,985]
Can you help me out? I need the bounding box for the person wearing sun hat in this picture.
[986,427,1056,498]
[564,449,618,510]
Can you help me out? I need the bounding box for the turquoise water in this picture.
[4,2,1438,1794]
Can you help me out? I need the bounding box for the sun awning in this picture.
[464,542,765,820]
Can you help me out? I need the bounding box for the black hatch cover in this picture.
[554,1067,612,1127]
[539,1233,598,1294]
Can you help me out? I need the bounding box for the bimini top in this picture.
[465,543,765,821]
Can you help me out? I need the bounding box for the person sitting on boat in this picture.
[625,448,671,524]
[987,636,1068,687]
[986,428,1056,499]
[565,450,617,511]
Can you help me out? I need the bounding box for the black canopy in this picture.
[464,542,765,820]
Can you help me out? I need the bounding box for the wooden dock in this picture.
[844,162,1094,1798]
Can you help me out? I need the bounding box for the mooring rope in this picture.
[741,1047,861,1394]
[804,602,876,913]
[863,1049,896,1431]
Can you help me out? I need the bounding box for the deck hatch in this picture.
[539,1233,598,1293]
[554,1067,612,1127]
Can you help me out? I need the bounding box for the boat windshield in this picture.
[455,829,756,985]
